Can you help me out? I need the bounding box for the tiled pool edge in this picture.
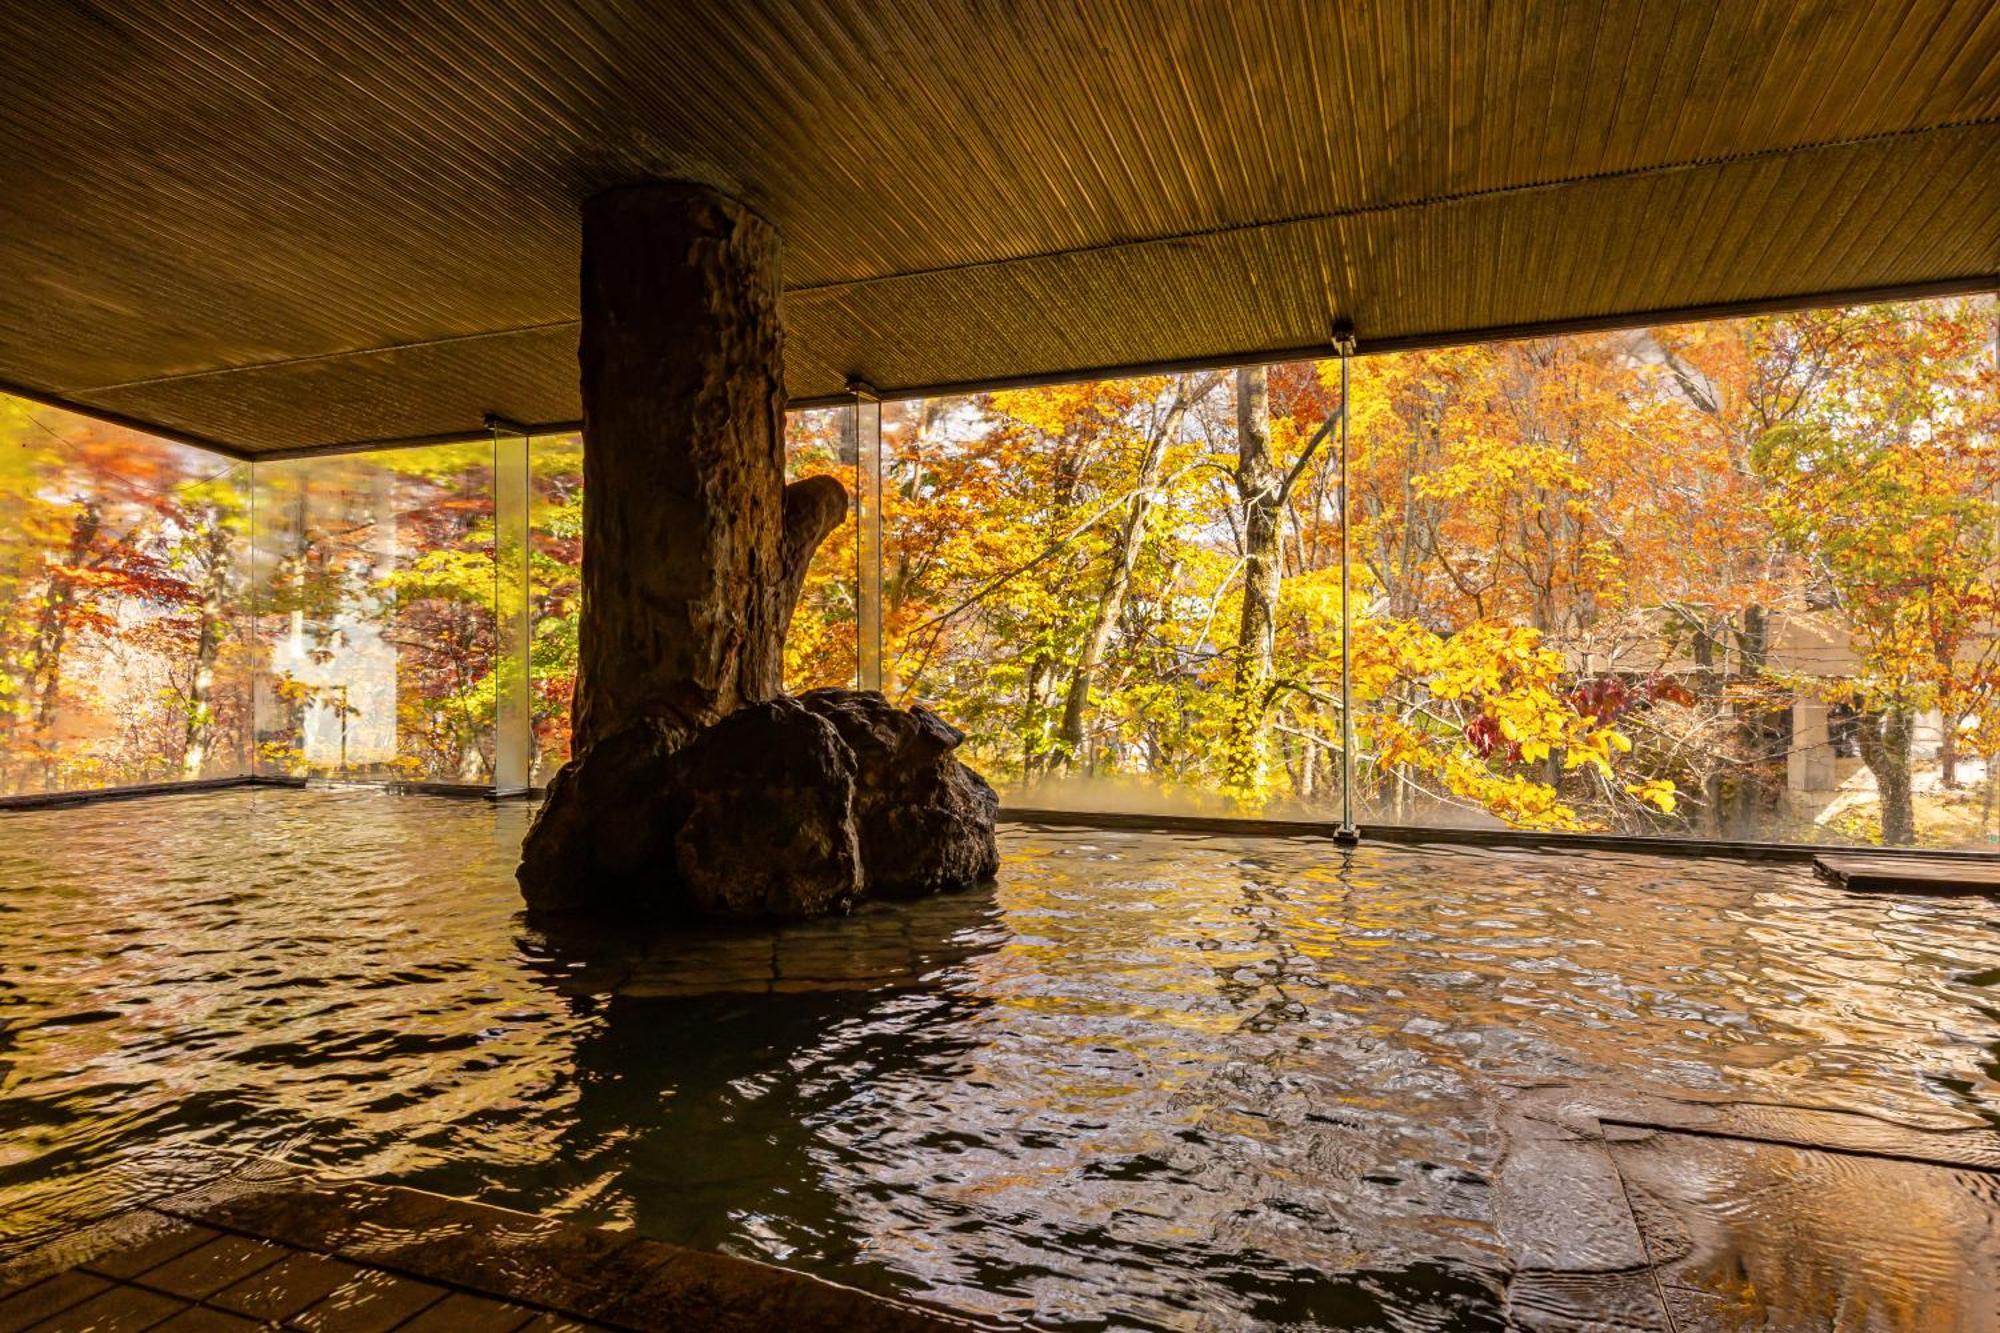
[0,1157,1001,1331]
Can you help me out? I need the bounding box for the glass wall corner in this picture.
[0,394,253,798]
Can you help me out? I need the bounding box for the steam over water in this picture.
[2,789,1995,1328]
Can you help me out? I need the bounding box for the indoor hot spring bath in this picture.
[2,788,1997,1331]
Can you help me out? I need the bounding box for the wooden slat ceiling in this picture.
[0,0,1995,456]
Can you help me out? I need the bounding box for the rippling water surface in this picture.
[2,789,1997,1328]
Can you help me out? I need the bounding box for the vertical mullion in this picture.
[850,382,884,692]
[1335,330,1359,843]
[245,459,258,779]
[490,422,531,795]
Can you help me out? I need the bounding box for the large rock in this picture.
[797,690,1000,897]
[517,716,691,917]
[671,700,862,919]
[519,690,998,921]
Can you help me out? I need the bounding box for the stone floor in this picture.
[0,1160,990,1332]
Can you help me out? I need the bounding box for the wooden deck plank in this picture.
[1812,854,2000,895]
[1,1158,996,1333]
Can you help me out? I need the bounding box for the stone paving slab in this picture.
[1599,1098,2000,1171]
[1492,1085,2000,1331]
[1610,1131,2000,1331]
[0,1158,996,1332]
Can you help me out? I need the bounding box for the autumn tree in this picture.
[0,398,247,792]
[528,435,584,779]
[1222,363,1341,797]
[1753,300,2000,844]
[1057,373,1219,767]
[10,291,1988,849]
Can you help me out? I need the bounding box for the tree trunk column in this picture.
[524,181,992,923]
[572,183,788,753]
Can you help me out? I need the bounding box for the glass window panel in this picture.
[492,426,531,794]
[0,394,250,795]
[855,396,884,692]
[785,405,862,693]
[251,443,498,785]
[873,300,2000,847]
[879,369,1350,819]
[1347,293,1999,849]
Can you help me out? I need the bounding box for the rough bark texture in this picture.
[1226,364,1281,793]
[1858,705,1917,846]
[1057,375,1217,768]
[780,474,851,640]
[521,182,996,920]
[519,691,997,920]
[570,183,789,753]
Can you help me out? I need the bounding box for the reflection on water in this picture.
[1,790,1996,1329]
